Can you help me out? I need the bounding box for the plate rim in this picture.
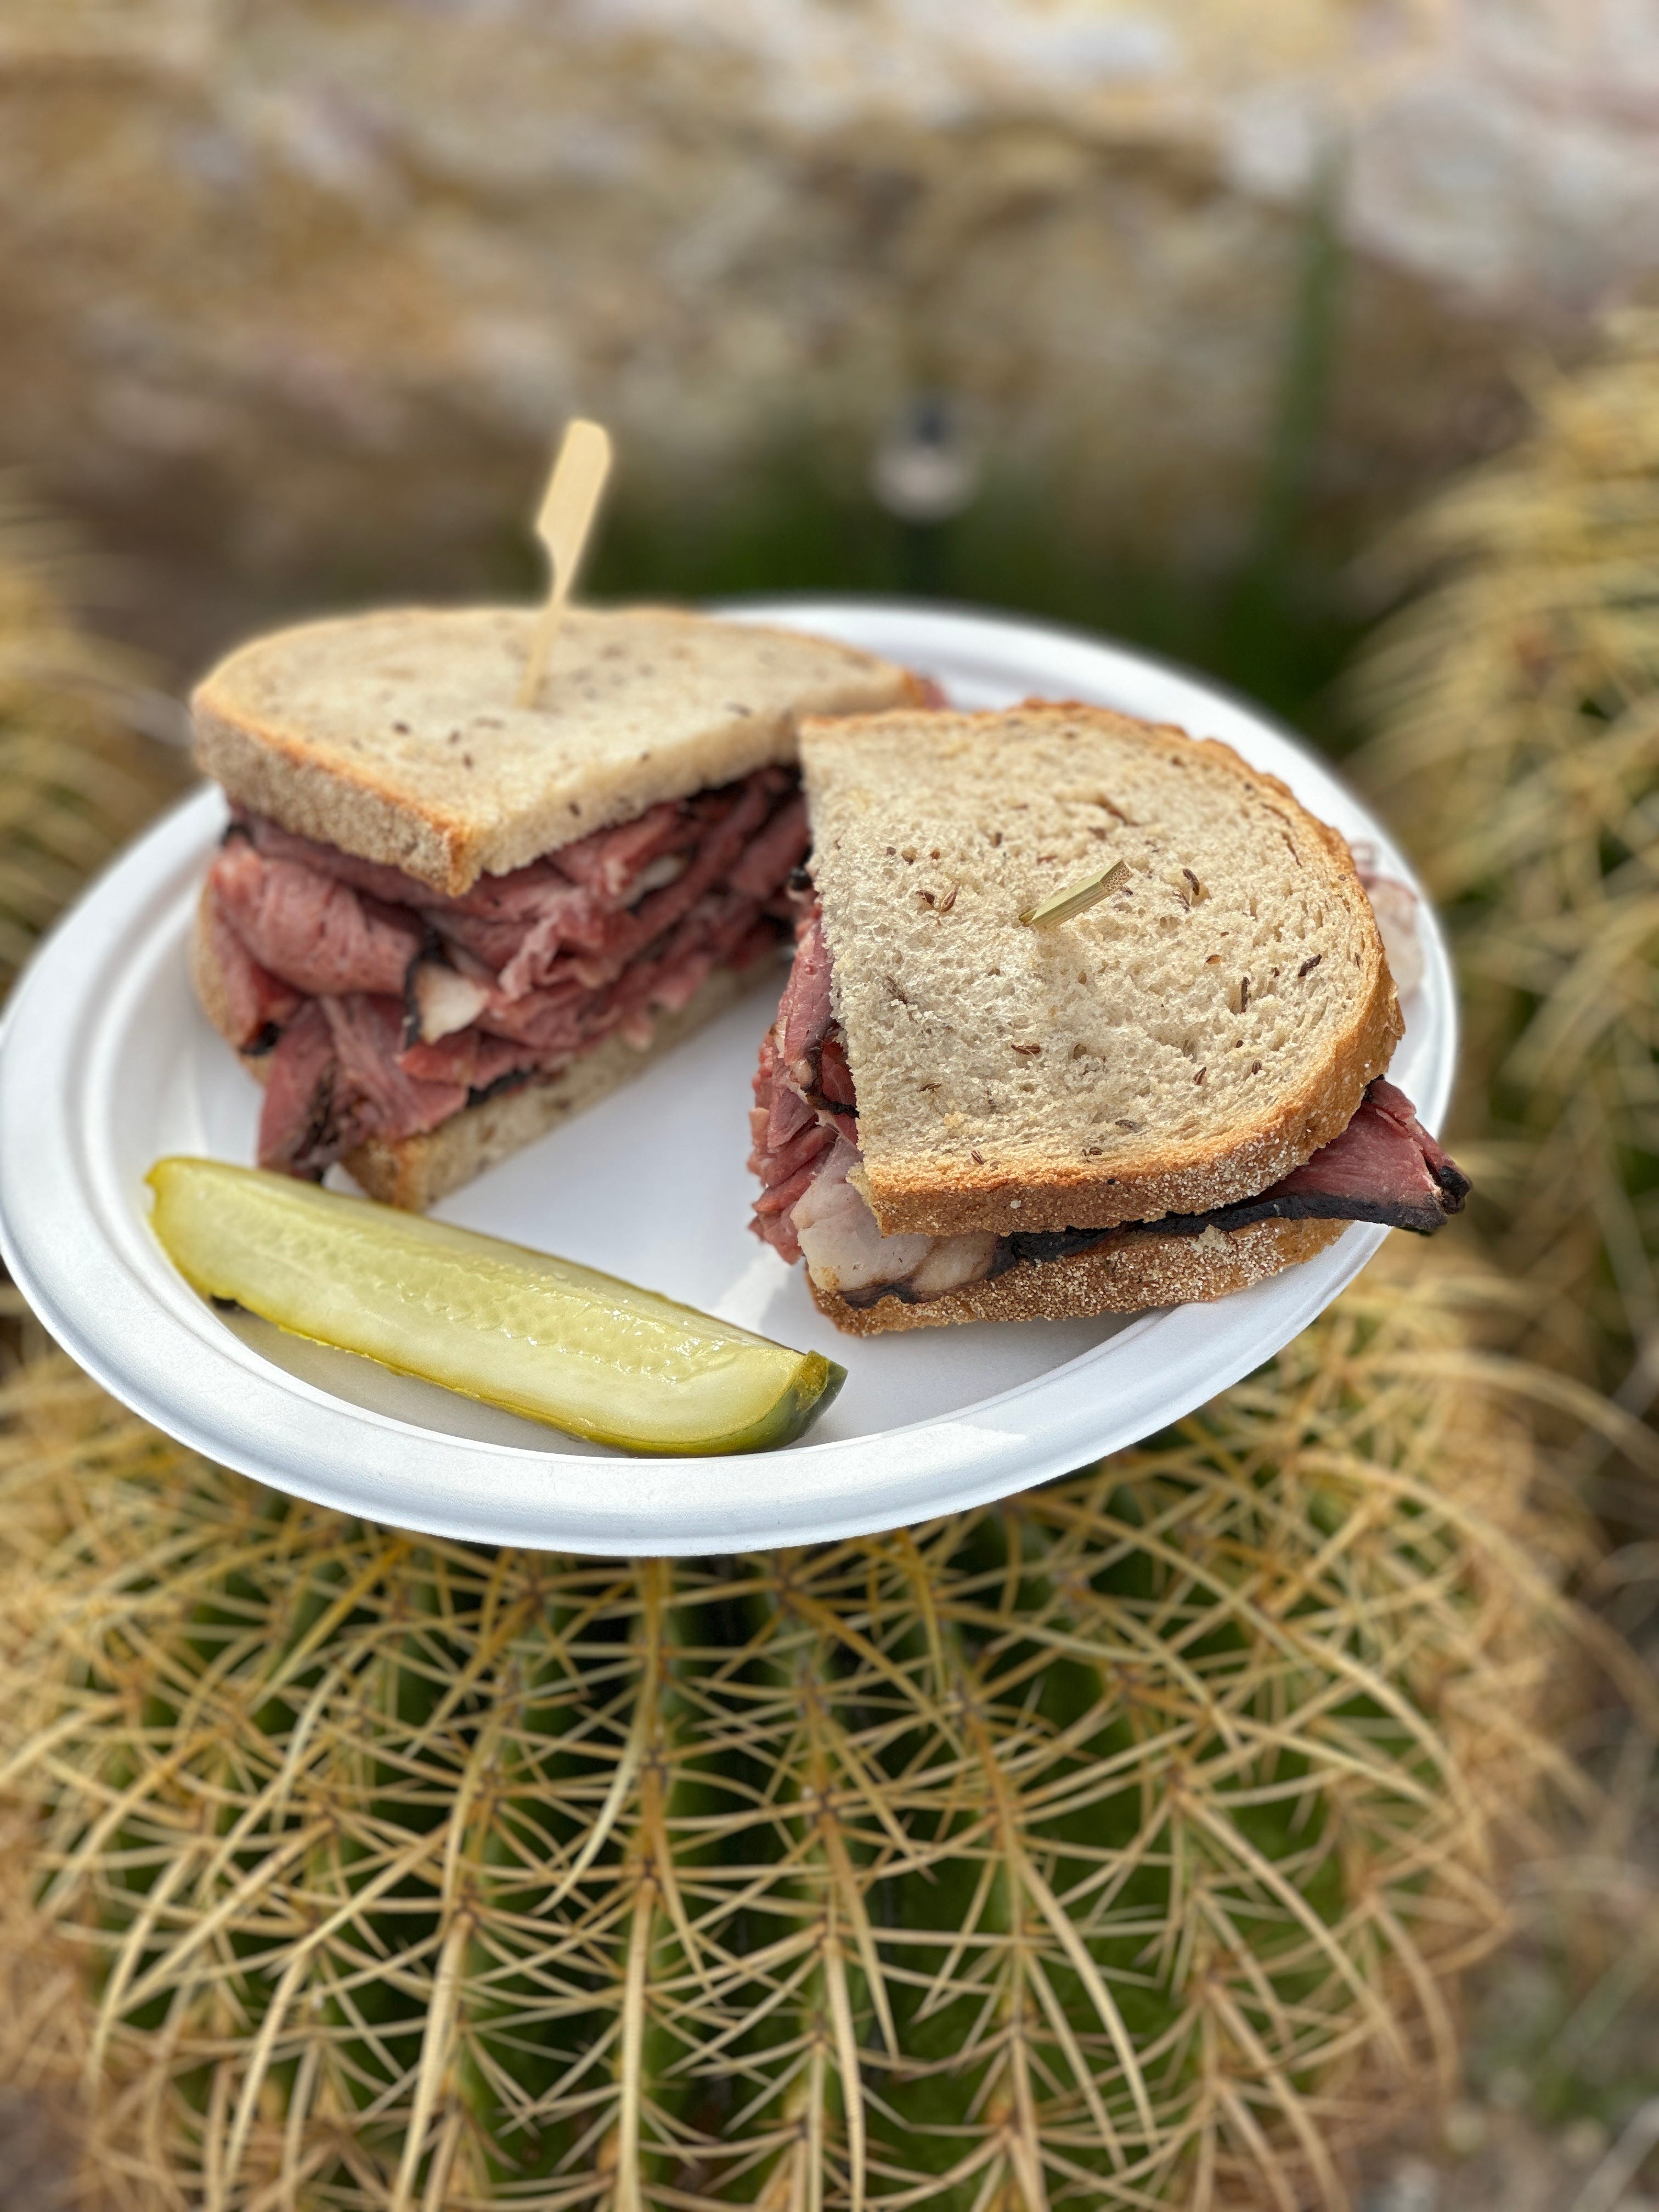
[0,598,1454,1554]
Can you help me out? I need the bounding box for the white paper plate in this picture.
[0,600,1455,1554]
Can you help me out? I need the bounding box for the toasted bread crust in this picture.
[808,1215,1348,1334]
[191,605,919,895]
[192,889,764,1210]
[802,702,1403,1237]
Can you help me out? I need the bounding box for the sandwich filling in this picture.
[205,768,808,1178]
[749,903,1469,1308]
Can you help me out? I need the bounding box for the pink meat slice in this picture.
[232,768,809,1179]
[398,1027,538,1091]
[242,813,568,923]
[321,996,468,1138]
[466,986,589,1057]
[752,1156,826,1219]
[750,1205,803,1260]
[754,1115,834,1190]
[766,1084,814,1149]
[241,809,678,925]
[200,883,301,1048]
[759,1036,814,1150]
[777,910,835,1088]
[431,889,599,977]
[1261,1077,1470,1229]
[241,815,475,911]
[257,1000,343,1176]
[817,1032,856,1108]
[211,842,423,998]
[552,800,690,900]
[492,778,776,1000]
[748,1032,804,1261]
[727,794,808,898]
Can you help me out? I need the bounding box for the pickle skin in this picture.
[701,1352,846,1455]
[146,1157,847,1457]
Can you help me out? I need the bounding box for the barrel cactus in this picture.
[1351,308,1659,1393]
[0,1252,1576,2210]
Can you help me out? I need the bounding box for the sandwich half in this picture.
[748,701,1469,1331]
[190,604,918,1208]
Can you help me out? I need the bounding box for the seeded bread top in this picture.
[802,703,1402,1237]
[191,605,917,894]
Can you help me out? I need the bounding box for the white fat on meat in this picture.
[410,961,490,1042]
[791,1137,998,1299]
[793,1141,930,1291]
[628,853,689,899]
[908,1230,999,1299]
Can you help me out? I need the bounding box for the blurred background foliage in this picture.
[4,2,1659,2208]
[7,0,1654,711]
[1352,317,1659,1413]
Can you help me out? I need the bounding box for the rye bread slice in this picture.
[809,1216,1348,1335]
[800,702,1401,1238]
[191,605,918,896]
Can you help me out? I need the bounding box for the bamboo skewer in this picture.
[1020,857,1128,927]
[516,417,613,709]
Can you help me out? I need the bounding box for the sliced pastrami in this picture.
[397,1024,535,1092]
[211,842,424,1000]
[728,795,809,899]
[1146,1078,1470,1241]
[238,815,479,912]
[757,1036,814,1152]
[200,883,301,1051]
[258,996,477,1179]
[232,766,809,1178]
[257,1000,347,1177]
[817,1032,857,1110]
[777,908,836,1088]
[550,799,689,902]
[492,774,781,1000]
[755,1115,834,1192]
[321,996,469,1139]
[240,802,684,924]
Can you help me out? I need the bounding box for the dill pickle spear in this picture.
[146,1158,844,1455]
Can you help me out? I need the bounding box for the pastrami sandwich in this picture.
[748,701,1468,1333]
[190,605,918,1207]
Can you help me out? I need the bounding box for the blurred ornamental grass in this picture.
[0,489,183,990]
[1350,311,1659,1420]
[0,1261,1599,2212]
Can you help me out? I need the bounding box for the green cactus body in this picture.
[0,1274,1580,2209]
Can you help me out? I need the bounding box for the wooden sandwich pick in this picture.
[1021,857,1129,927]
[516,417,614,709]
